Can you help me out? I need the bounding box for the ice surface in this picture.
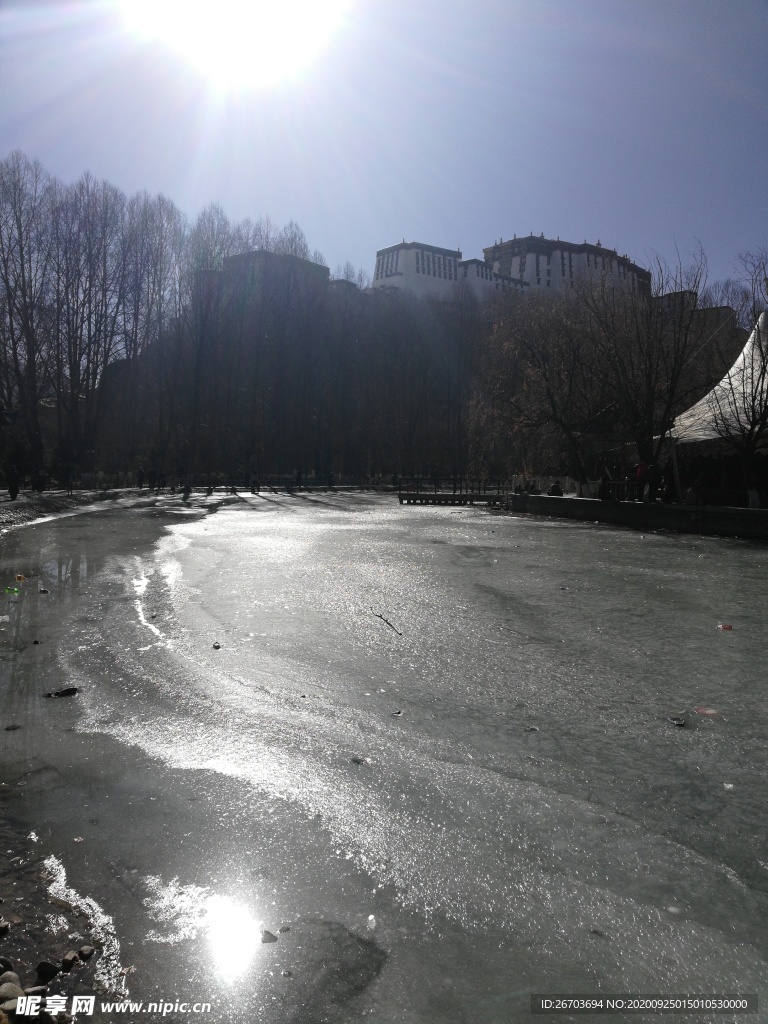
[2,493,766,1021]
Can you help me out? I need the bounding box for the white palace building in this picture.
[372,234,651,300]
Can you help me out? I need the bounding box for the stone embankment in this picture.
[0,825,105,1022]
[500,493,768,540]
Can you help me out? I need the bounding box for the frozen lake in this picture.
[2,492,767,1022]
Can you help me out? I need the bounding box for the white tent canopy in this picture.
[671,312,768,443]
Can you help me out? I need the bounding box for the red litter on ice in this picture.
[717,624,733,630]
[694,707,718,716]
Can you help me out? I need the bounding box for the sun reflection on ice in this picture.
[144,877,262,981]
[205,895,261,981]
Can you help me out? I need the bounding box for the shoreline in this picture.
[0,489,144,533]
[398,489,768,540]
[0,489,158,1020]
[0,485,390,535]
[0,827,109,1021]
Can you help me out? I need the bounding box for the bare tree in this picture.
[739,244,768,316]
[274,220,310,260]
[0,151,54,477]
[48,172,128,471]
[699,278,753,329]
[472,290,609,484]
[334,261,370,289]
[111,191,185,474]
[580,248,710,463]
[431,282,486,478]
[176,203,234,479]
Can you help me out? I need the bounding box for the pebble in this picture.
[43,687,79,699]
[0,973,20,988]
[78,945,95,960]
[61,951,78,972]
[0,983,24,1001]
[0,959,12,974]
[0,919,9,936]
[36,961,59,983]
[261,930,278,943]
[212,642,221,650]
[668,716,686,727]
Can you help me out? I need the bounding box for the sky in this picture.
[1,0,766,285]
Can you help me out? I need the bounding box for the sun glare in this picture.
[205,895,261,980]
[118,0,349,91]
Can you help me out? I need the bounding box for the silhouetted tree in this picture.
[0,151,54,476]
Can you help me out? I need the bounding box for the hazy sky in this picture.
[1,0,766,285]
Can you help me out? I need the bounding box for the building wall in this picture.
[483,235,650,295]
[224,248,330,285]
[373,242,463,299]
[372,243,529,299]
[459,259,529,297]
[373,235,649,301]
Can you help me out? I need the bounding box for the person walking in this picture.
[634,460,648,502]
[6,464,19,501]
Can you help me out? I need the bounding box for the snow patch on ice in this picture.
[43,854,125,994]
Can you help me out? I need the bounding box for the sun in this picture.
[118,0,350,91]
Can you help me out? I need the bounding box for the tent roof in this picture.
[672,312,768,443]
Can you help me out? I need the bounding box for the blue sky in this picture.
[1,0,766,284]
